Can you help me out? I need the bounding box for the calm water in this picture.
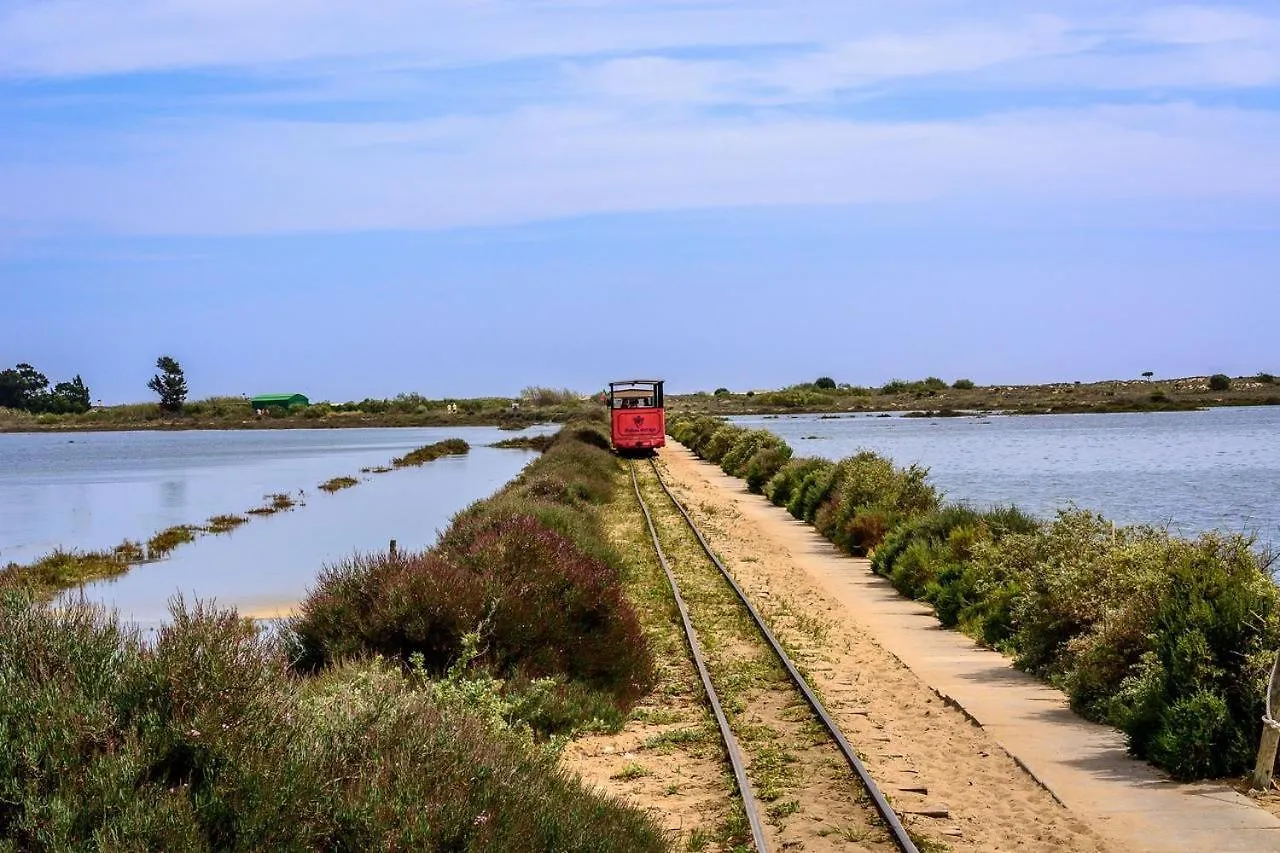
[734,407,1280,551]
[0,427,551,626]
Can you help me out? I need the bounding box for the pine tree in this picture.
[147,356,188,413]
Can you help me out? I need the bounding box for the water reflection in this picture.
[160,479,186,509]
[0,425,553,624]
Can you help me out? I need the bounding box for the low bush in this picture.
[953,378,976,390]
[1208,374,1232,392]
[492,434,556,452]
[317,475,359,492]
[0,547,131,592]
[206,514,249,534]
[290,418,653,726]
[872,504,1039,629]
[146,525,199,559]
[392,437,470,468]
[812,452,939,555]
[969,512,1280,779]
[0,592,666,851]
[743,444,793,493]
[762,457,828,507]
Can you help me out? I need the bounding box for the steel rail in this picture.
[629,462,772,853]
[647,457,921,853]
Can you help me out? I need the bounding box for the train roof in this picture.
[608,379,664,386]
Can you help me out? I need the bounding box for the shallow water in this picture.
[0,426,552,626]
[734,406,1280,551]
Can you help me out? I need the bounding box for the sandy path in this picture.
[654,445,1114,853]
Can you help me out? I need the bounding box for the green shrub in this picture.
[814,452,939,555]
[744,444,793,494]
[702,425,747,463]
[814,377,837,390]
[880,379,910,395]
[1257,372,1276,384]
[1208,374,1231,391]
[0,593,666,851]
[786,459,839,522]
[952,379,976,390]
[719,429,786,479]
[764,457,826,507]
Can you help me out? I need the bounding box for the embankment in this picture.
[668,413,1280,782]
[0,417,666,851]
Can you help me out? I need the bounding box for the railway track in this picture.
[630,458,920,853]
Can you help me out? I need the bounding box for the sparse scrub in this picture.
[318,475,359,493]
[206,514,249,533]
[1209,373,1232,391]
[952,378,976,390]
[392,437,470,467]
[113,539,146,561]
[1,547,132,592]
[521,386,583,407]
[146,524,199,559]
[493,434,556,452]
[247,492,297,515]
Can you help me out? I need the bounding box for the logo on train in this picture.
[633,415,645,427]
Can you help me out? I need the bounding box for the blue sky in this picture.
[3,1,1279,402]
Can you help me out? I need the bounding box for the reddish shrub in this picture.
[292,516,652,704]
[291,551,487,673]
[843,509,894,556]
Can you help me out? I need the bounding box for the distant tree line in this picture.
[0,363,92,414]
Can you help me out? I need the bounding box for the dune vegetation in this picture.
[0,416,667,851]
[669,413,1280,781]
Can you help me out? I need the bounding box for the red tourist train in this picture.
[608,379,666,453]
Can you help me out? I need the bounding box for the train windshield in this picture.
[608,380,664,410]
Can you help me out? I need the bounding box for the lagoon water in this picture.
[735,407,1280,552]
[0,426,551,627]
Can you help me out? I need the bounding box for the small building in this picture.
[251,393,309,412]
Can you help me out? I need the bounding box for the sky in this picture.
[2,1,1279,402]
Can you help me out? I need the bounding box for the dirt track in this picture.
[563,448,1115,852]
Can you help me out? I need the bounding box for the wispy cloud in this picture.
[2,1,1279,239]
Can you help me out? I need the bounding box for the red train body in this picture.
[608,379,666,452]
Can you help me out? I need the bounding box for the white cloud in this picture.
[3,103,1277,236]
[2,1,1279,239]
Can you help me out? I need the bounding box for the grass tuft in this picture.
[206,514,249,534]
[317,475,359,493]
[146,525,199,559]
[392,438,470,468]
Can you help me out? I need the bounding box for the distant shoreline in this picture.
[670,374,1280,418]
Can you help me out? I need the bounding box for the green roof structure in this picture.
[251,393,309,410]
